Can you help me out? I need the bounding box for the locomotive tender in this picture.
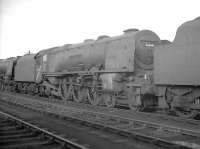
[0,17,200,118]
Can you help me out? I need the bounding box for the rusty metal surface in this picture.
[34,30,160,75]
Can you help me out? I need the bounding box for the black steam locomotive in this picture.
[1,17,200,118]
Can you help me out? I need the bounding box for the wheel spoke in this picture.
[104,94,116,108]
[73,87,87,103]
[87,88,101,106]
[60,83,73,101]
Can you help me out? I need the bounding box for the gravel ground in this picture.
[0,100,163,149]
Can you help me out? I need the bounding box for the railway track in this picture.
[0,96,163,149]
[1,92,200,149]
[2,91,200,123]
[0,111,88,149]
[1,91,200,130]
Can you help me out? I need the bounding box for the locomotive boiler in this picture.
[35,29,159,74]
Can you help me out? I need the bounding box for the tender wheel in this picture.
[175,108,198,119]
[72,86,87,103]
[103,94,116,108]
[87,87,101,106]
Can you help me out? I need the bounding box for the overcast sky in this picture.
[0,0,199,59]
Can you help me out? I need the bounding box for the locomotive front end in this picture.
[133,30,160,70]
[100,29,160,109]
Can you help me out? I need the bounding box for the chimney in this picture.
[84,39,95,43]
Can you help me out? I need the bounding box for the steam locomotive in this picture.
[0,17,200,118]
